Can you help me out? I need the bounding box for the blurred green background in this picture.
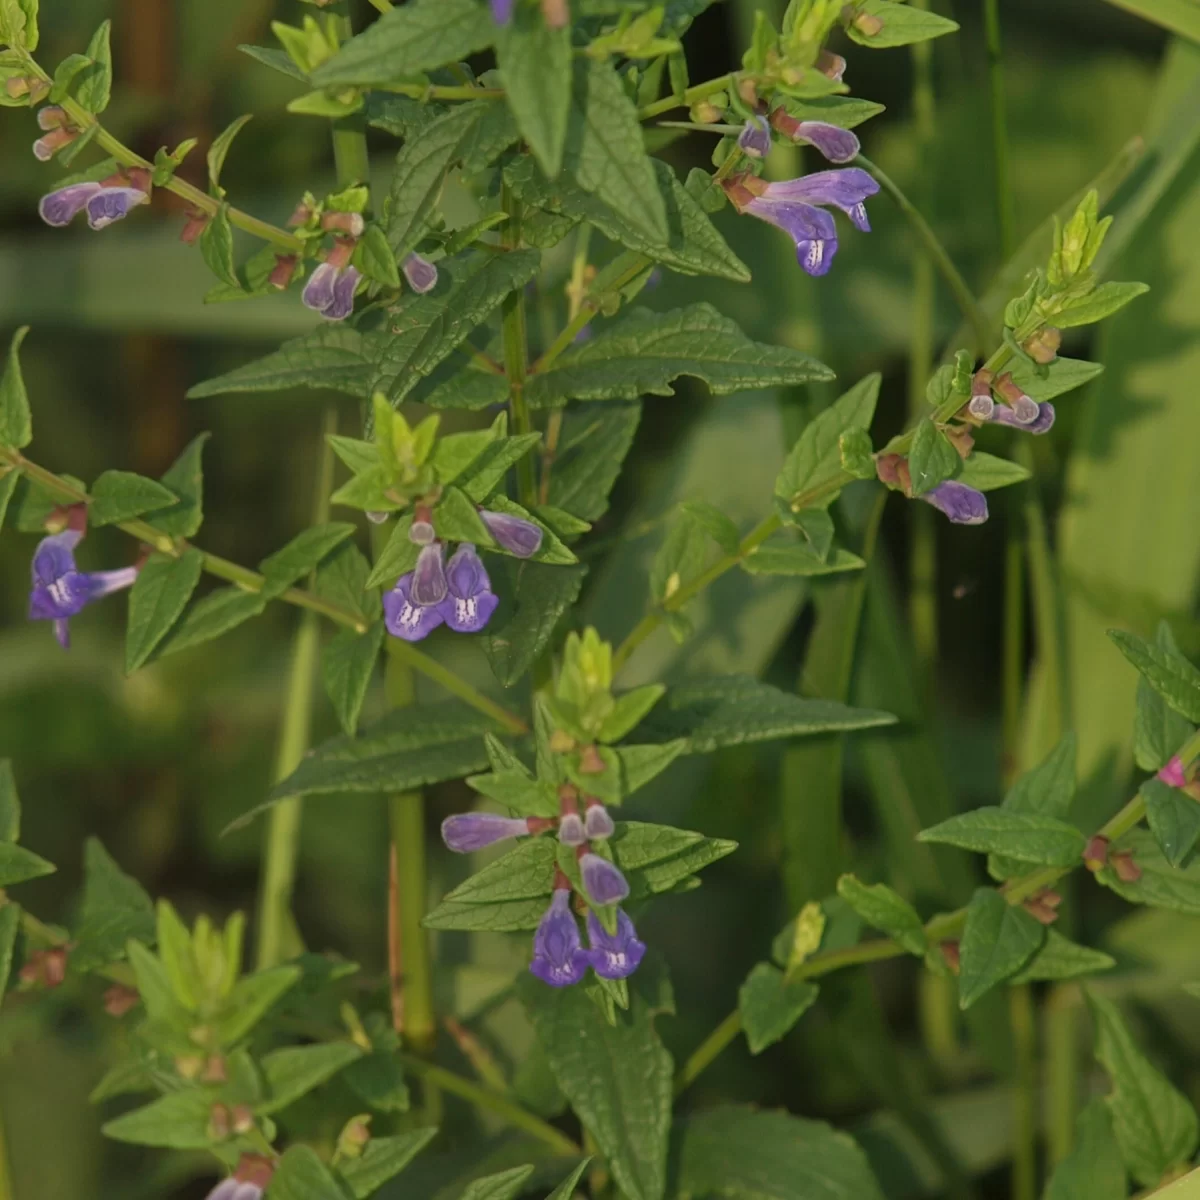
[2,1,1200,1197]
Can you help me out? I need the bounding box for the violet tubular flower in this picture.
[770,111,860,163]
[403,253,439,294]
[580,852,629,905]
[28,530,138,649]
[442,812,532,852]
[439,543,499,633]
[586,909,646,980]
[383,573,445,642]
[480,509,543,558]
[987,400,1055,433]
[558,812,586,846]
[921,480,988,526]
[411,542,448,606]
[737,116,773,160]
[302,262,362,322]
[530,887,589,987]
[39,181,149,230]
[584,802,614,840]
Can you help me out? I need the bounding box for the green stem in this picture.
[1010,984,1038,1200]
[1045,985,1077,1165]
[982,0,1017,259]
[857,155,991,353]
[397,1053,580,1154]
[0,446,528,733]
[1001,533,1025,787]
[637,72,736,120]
[0,1103,12,1200]
[500,186,536,508]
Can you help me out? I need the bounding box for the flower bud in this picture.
[541,0,569,27]
[851,8,884,35]
[689,101,722,125]
[816,50,847,81]
[737,77,760,108]
[1083,834,1109,871]
[940,941,960,974]
[268,254,298,289]
[338,1115,372,1158]
[179,208,209,245]
[549,729,576,753]
[322,210,365,237]
[1157,755,1187,789]
[208,1102,232,1141]
[1111,850,1141,883]
[1022,327,1061,365]
[202,1056,228,1084]
[103,984,139,1017]
[231,1104,255,1135]
[19,946,68,989]
[577,744,607,775]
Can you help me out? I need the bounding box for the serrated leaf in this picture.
[521,977,671,1200]
[0,325,30,449]
[835,876,925,955]
[323,622,384,737]
[673,1107,884,1200]
[845,0,959,46]
[631,675,895,752]
[957,888,1044,1009]
[270,1145,347,1200]
[990,733,1076,878]
[497,10,571,177]
[776,375,879,506]
[1142,777,1200,868]
[88,471,177,526]
[548,403,641,522]
[526,304,831,408]
[147,433,210,538]
[742,543,864,577]
[651,509,708,604]
[1009,930,1116,984]
[125,550,205,673]
[682,500,740,554]
[260,523,357,600]
[460,433,542,503]
[311,0,493,87]
[199,206,239,288]
[314,542,379,624]
[424,369,510,412]
[737,963,819,1054]
[0,841,54,887]
[907,420,960,497]
[1044,1100,1126,1200]
[1055,281,1150,329]
[259,1042,362,1114]
[154,587,267,659]
[484,562,587,687]
[71,838,154,972]
[1111,628,1200,723]
[75,20,112,112]
[563,57,667,243]
[957,452,1031,492]
[616,740,687,796]
[1088,990,1199,1187]
[207,114,252,191]
[1009,356,1104,401]
[1135,622,1195,772]
[215,965,302,1045]
[101,1090,214,1149]
[339,1129,439,1199]
[919,806,1085,866]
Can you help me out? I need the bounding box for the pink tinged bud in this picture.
[179,209,209,245]
[480,509,543,558]
[267,254,297,289]
[33,125,76,161]
[1023,891,1060,925]
[6,76,29,98]
[1158,755,1187,789]
[37,105,68,130]
[941,941,960,974]
[326,237,355,270]
[441,812,531,852]
[19,947,68,988]
[322,210,365,237]
[852,9,884,35]
[403,253,439,294]
[409,519,435,546]
[579,851,629,905]
[968,392,994,420]
[288,201,314,227]
[1083,835,1109,872]
[817,50,847,81]
[584,801,614,840]
[1023,327,1061,364]
[103,984,139,1017]
[558,813,586,846]
[1111,850,1141,883]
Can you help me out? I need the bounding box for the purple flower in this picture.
[403,253,438,294]
[206,1182,263,1200]
[764,168,878,232]
[28,530,138,649]
[580,853,629,905]
[558,812,586,846]
[301,262,362,322]
[491,0,516,21]
[442,812,531,852]
[790,121,860,164]
[438,543,498,633]
[737,116,772,159]
[411,542,448,606]
[586,909,646,980]
[530,888,589,987]
[967,392,994,420]
[383,573,445,642]
[480,510,543,558]
[38,182,148,229]
[988,399,1054,433]
[921,480,988,526]
[584,803,614,840]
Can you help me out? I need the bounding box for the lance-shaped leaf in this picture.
[1009,930,1116,984]
[323,622,385,737]
[154,588,267,659]
[1054,281,1150,328]
[1142,777,1200,868]
[496,9,571,177]
[259,1042,363,1114]
[1110,628,1200,723]
[1134,622,1195,772]
[835,875,926,955]
[957,452,1031,492]
[845,0,959,46]
[338,1129,438,1200]
[71,838,154,972]
[957,888,1045,1009]
[1008,356,1104,401]
[989,733,1077,878]
[738,963,819,1054]
[102,1090,216,1149]
[742,543,865,577]
[0,325,30,449]
[259,523,357,599]
[1098,829,1200,915]
[270,1146,349,1200]
[907,420,960,497]
[919,806,1086,867]
[147,433,210,538]
[1044,1100,1126,1200]
[125,549,205,673]
[88,471,177,527]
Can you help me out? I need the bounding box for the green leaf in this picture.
[484,562,587,687]
[521,978,672,1200]
[545,1159,593,1200]
[154,587,267,659]
[1135,623,1195,772]
[0,904,19,1002]
[430,428,498,487]
[199,206,239,288]
[631,675,895,753]
[1088,990,1199,1187]
[323,622,384,737]
[957,452,1031,492]
[599,685,666,743]
[742,543,865,577]
[1098,829,1200,915]
[270,1145,347,1200]
[460,433,543,503]
[0,469,17,532]
[311,0,493,87]
[358,222,402,289]
[1055,281,1150,329]
[563,57,667,243]
[1008,356,1105,401]
[147,433,210,538]
[0,841,54,887]
[484,495,577,564]
[214,965,302,1045]
[0,325,30,449]
[907,420,960,497]
[497,9,571,177]
[957,888,1045,1009]
[682,500,740,555]
[124,550,205,673]
[845,0,959,46]
[88,471,177,527]
[71,838,154,972]
[1110,628,1200,723]
[835,876,926,955]
[1142,777,1200,868]
[101,1090,214,1149]
[776,375,879,507]
[616,741,687,796]
[526,304,831,408]
[339,1129,439,1199]
[672,1107,884,1200]
[314,543,379,624]
[778,94,885,128]
[1044,1100,1126,1200]
[918,806,1085,867]
[548,403,641,522]
[260,523,357,600]
[259,1042,363,1114]
[344,1023,410,1113]
[650,508,709,604]
[424,369,510,412]
[207,113,252,191]
[458,1166,536,1200]
[989,733,1077,878]
[75,20,112,113]
[1009,930,1116,984]
[0,760,17,842]
[737,963,819,1054]
[1097,0,1200,39]
[432,486,492,546]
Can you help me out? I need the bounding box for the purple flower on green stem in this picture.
[481,509,543,558]
[580,852,629,905]
[439,543,498,633]
[770,111,860,163]
[302,262,362,322]
[586,909,646,980]
[921,480,988,526]
[584,802,614,840]
[737,116,773,159]
[442,812,532,852]
[530,888,589,987]
[403,253,438,294]
[39,181,149,230]
[987,400,1055,433]
[28,530,138,649]
[383,574,445,642]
